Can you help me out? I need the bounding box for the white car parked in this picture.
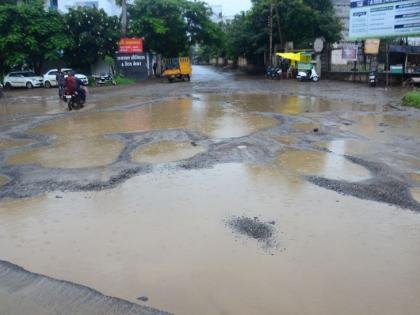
[43,68,89,88]
[3,71,44,89]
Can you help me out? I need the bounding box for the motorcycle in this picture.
[92,73,116,86]
[266,66,281,79]
[368,71,377,87]
[296,68,319,82]
[64,91,85,111]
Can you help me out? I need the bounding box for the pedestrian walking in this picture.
[56,68,65,99]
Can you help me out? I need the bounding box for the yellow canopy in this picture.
[276,52,311,63]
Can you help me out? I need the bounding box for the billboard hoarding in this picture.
[349,0,420,39]
[364,39,381,54]
[116,53,149,80]
[342,44,358,60]
[118,38,144,53]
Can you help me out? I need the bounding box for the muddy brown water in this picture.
[0,138,32,150]
[1,163,420,315]
[0,176,8,186]
[1,72,420,314]
[341,113,420,141]
[5,97,276,168]
[132,141,206,164]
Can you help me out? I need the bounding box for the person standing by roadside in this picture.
[153,62,158,77]
[56,68,65,100]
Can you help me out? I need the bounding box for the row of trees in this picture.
[0,0,218,74]
[197,0,342,65]
[0,0,120,74]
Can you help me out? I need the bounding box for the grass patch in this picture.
[87,76,95,87]
[115,76,136,85]
[402,91,420,109]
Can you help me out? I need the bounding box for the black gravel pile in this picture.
[305,156,420,212]
[227,216,276,246]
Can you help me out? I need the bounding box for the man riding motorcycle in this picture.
[64,71,87,110]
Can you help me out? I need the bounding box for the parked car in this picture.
[0,83,3,97]
[3,71,43,89]
[43,68,89,88]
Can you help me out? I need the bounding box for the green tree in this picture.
[196,22,228,63]
[128,0,218,57]
[224,0,342,63]
[0,1,69,74]
[64,7,120,70]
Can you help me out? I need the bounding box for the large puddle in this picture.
[341,113,420,141]
[1,163,420,315]
[1,90,420,314]
[132,141,206,164]
[0,138,32,150]
[277,150,371,182]
[211,93,379,114]
[0,175,8,186]
[0,89,151,116]
[7,137,124,169]
[6,97,277,168]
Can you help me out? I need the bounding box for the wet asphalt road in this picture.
[1,66,420,315]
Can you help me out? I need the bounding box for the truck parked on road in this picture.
[162,57,192,83]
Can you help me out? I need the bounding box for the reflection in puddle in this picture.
[132,141,205,164]
[0,95,64,115]
[1,164,420,315]
[277,150,371,182]
[209,93,378,114]
[341,114,420,141]
[27,98,277,140]
[409,173,420,182]
[291,122,319,131]
[7,137,124,169]
[315,139,374,156]
[0,138,32,150]
[273,135,295,145]
[412,188,420,203]
[6,97,276,168]
[0,175,8,186]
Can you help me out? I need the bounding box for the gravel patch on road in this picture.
[305,156,420,212]
[227,216,277,248]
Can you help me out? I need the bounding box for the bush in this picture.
[115,76,136,85]
[402,91,420,109]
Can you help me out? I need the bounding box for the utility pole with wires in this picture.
[268,1,273,66]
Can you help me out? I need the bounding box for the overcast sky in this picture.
[205,0,252,17]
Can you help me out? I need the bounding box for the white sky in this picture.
[205,0,252,17]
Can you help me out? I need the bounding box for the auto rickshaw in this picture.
[162,57,192,83]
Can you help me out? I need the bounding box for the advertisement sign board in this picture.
[332,49,348,65]
[342,44,358,60]
[364,38,381,54]
[116,53,149,80]
[349,0,420,39]
[118,38,144,53]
